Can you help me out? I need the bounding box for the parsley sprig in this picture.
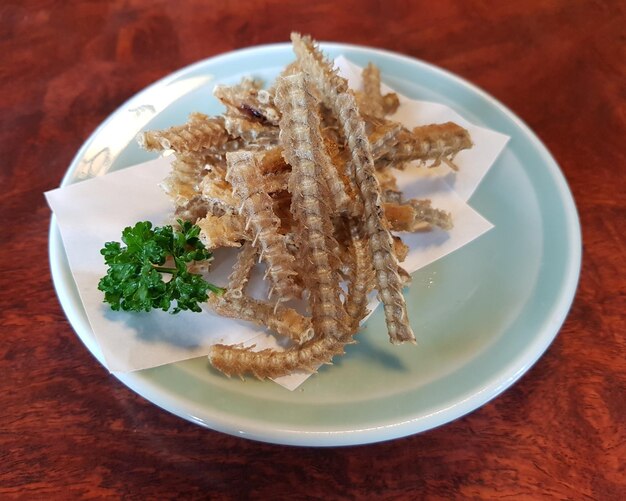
[98,220,224,314]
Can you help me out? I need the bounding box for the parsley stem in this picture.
[153,266,225,295]
[208,284,226,295]
[154,266,177,274]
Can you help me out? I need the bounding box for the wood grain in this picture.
[1,0,625,499]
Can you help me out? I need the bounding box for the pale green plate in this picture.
[49,43,581,446]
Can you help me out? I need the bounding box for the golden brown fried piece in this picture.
[384,200,453,232]
[292,32,415,345]
[222,113,279,146]
[378,122,472,171]
[225,241,257,299]
[276,72,348,340]
[374,167,399,193]
[343,222,375,330]
[408,199,454,230]
[160,152,208,207]
[196,213,246,249]
[208,331,352,379]
[199,176,238,216]
[207,294,313,346]
[139,113,229,153]
[356,64,400,118]
[369,120,404,159]
[214,78,281,125]
[360,63,385,119]
[226,150,300,302]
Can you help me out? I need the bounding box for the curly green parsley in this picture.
[98,220,224,314]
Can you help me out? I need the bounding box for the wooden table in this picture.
[2,1,624,498]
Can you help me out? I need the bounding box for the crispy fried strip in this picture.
[208,332,350,379]
[138,113,228,153]
[161,152,207,206]
[242,106,350,213]
[223,113,279,145]
[317,151,352,214]
[226,241,258,299]
[196,213,246,249]
[369,120,404,159]
[344,222,375,330]
[361,63,385,119]
[384,201,452,232]
[275,71,348,339]
[408,199,454,230]
[207,295,313,346]
[379,122,472,170]
[214,78,281,125]
[292,32,415,344]
[208,222,375,381]
[322,134,362,216]
[226,151,300,301]
[200,176,238,215]
[383,203,418,231]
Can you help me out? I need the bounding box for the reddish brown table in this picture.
[2,1,624,498]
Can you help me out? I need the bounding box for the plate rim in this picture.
[48,41,582,446]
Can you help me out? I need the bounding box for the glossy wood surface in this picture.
[1,1,624,498]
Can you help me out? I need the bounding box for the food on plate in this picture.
[101,33,473,379]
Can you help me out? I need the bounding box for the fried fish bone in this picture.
[292,32,415,345]
[138,32,475,380]
[207,72,355,379]
[226,150,301,302]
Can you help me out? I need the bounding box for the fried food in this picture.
[291,32,415,344]
[343,221,376,330]
[377,122,472,170]
[140,33,474,380]
[214,78,281,126]
[275,72,348,340]
[225,241,257,298]
[207,294,313,346]
[359,63,386,118]
[138,113,229,153]
[384,200,453,232]
[196,213,246,249]
[226,150,300,302]
[208,329,352,379]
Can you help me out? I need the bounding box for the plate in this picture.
[49,42,581,446]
